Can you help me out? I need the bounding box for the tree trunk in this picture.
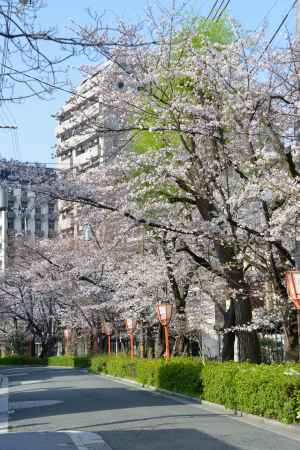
[154,324,164,358]
[40,336,57,358]
[222,299,235,361]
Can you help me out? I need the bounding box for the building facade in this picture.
[55,63,128,237]
[0,164,58,272]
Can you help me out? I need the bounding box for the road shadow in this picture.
[87,427,299,450]
[9,385,193,419]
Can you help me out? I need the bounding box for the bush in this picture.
[47,356,90,368]
[0,356,46,365]
[157,357,203,396]
[2,353,300,425]
[89,355,300,424]
[0,355,91,368]
[233,363,300,424]
[201,362,239,409]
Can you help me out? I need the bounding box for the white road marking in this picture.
[9,400,63,411]
[2,372,28,377]
[0,375,8,433]
[9,379,45,387]
[64,431,113,450]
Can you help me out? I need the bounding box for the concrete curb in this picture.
[90,371,300,443]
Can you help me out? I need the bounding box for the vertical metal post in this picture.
[108,334,111,355]
[164,325,170,360]
[130,333,134,360]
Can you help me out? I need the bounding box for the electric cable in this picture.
[215,0,231,21]
[206,0,221,21]
[212,0,227,20]
[255,0,297,65]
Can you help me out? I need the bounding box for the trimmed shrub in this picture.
[157,357,203,396]
[2,353,300,425]
[136,358,163,387]
[233,363,300,424]
[0,356,46,365]
[89,356,300,424]
[47,356,90,368]
[0,355,91,368]
[201,362,239,409]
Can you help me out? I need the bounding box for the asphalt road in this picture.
[0,365,298,450]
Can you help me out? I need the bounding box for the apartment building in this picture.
[55,62,128,237]
[0,163,57,272]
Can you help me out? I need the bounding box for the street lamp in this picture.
[102,321,113,355]
[155,303,173,360]
[125,318,137,360]
[285,270,300,361]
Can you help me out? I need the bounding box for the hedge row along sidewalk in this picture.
[89,355,300,425]
[0,354,299,425]
[0,355,90,368]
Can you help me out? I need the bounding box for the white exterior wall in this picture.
[0,183,57,271]
[56,63,126,236]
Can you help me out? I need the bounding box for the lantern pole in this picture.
[130,333,134,360]
[164,324,170,360]
[108,334,111,355]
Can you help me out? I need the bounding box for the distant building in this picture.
[55,62,128,237]
[0,163,58,271]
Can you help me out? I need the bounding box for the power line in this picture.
[215,0,231,21]
[255,0,297,65]
[212,0,227,20]
[206,0,220,21]
[255,0,280,31]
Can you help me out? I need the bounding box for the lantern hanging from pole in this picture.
[155,303,173,360]
[125,318,137,334]
[102,321,113,355]
[125,318,137,360]
[156,303,173,326]
[285,270,300,309]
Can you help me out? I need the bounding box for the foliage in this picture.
[0,355,91,368]
[202,362,300,424]
[90,356,300,424]
[0,356,46,366]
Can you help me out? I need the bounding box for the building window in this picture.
[48,202,55,215]
[35,206,41,216]
[21,217,26,231]
[8,218,14,230]
[48,219,55,232]
[35,219,42,233]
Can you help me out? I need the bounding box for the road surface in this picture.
[0,365,298,449]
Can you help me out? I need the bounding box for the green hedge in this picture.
[0,355,91,368]
[1,354,299,424]
[89,356,300,425]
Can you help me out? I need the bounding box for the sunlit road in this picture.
[0,366,298,450]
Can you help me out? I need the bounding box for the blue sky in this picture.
[0,0,296,164]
